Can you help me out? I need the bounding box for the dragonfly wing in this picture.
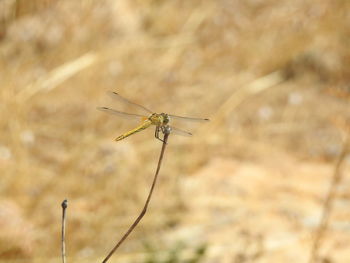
[97,107,147,120]
[168,125,193,137]
[108,91,153,114]
[168,114,210,122]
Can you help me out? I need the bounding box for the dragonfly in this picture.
[97,91,209,142]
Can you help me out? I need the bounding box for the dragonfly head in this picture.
[161,113,170,125]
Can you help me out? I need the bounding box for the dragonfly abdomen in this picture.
[115,120,153,141]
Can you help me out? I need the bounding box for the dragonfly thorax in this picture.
[148,113,170,126]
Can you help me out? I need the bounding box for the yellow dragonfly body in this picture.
[114,118,152,141]
[98,92,209,142]
[114,113,169,141]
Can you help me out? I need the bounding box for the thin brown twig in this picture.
[309,132,350,263]
[102,130,170,263]
[61,199,68,263]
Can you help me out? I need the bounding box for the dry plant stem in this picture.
[61,199,68,263]
[102,132,170,263]
[18,52,97,100]
[309,133,350,263]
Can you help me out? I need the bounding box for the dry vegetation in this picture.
[1,0,350,262]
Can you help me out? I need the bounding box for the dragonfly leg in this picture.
[155,126,166,143]
[155,126,161,140]
[155,126,159,139]
[159,126,170,143]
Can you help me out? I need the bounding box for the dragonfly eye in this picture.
[161,113,170,124]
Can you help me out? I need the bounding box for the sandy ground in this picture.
[1,0,350,262]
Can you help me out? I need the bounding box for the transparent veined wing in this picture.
[168,125,193,137]
[168,114,210,122]
[97,107,147,120]
[108,91,154,114]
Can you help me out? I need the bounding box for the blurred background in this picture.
[0,0,350,262]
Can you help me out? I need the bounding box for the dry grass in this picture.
[1,0,350,262]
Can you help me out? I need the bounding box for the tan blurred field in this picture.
[1,0,350,262]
